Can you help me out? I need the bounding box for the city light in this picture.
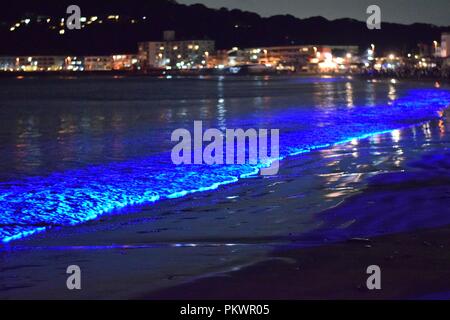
[0,22,448,77]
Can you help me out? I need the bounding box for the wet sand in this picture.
[146,180,450,299]
[1,111,450,299]
[145,225,450,300]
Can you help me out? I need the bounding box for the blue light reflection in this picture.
[1,89,450,243]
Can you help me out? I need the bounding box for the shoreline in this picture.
[0,70,448,83]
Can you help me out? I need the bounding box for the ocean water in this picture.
[1,75,450,243]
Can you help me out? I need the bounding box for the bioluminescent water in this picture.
[0,76,450,243]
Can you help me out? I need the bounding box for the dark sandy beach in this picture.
[146,186,450,300]
[145,225,450,300]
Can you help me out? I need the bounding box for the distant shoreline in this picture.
[0,70,449,83]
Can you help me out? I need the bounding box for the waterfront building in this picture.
[206,50,230,69]
[112,54,140,70]
[0,55,135,72]
[441,33,450,58]
[0,56,69,71]
[0,57,17,71]
[238,45,359,73]
[84,56,113,71]
[64,56,84,71]
[0,55,139,72]
[138,31,215,69]
[10,56,66,71]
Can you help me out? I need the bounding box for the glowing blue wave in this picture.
[1,88,450,243]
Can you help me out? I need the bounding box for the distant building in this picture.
[16,56,66,71]
[0,56,69,71]
[206,50,231,68]
[64,56,84,71]
[112,54,139,70]
[84,56,113,71]
[207,49,249,69]
[441,33,450,58]
[229,45,359,72]
[138,31,215,69]
[0,54,140,72]
[0,57,16,71]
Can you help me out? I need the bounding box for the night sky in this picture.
[178,0,450,26]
